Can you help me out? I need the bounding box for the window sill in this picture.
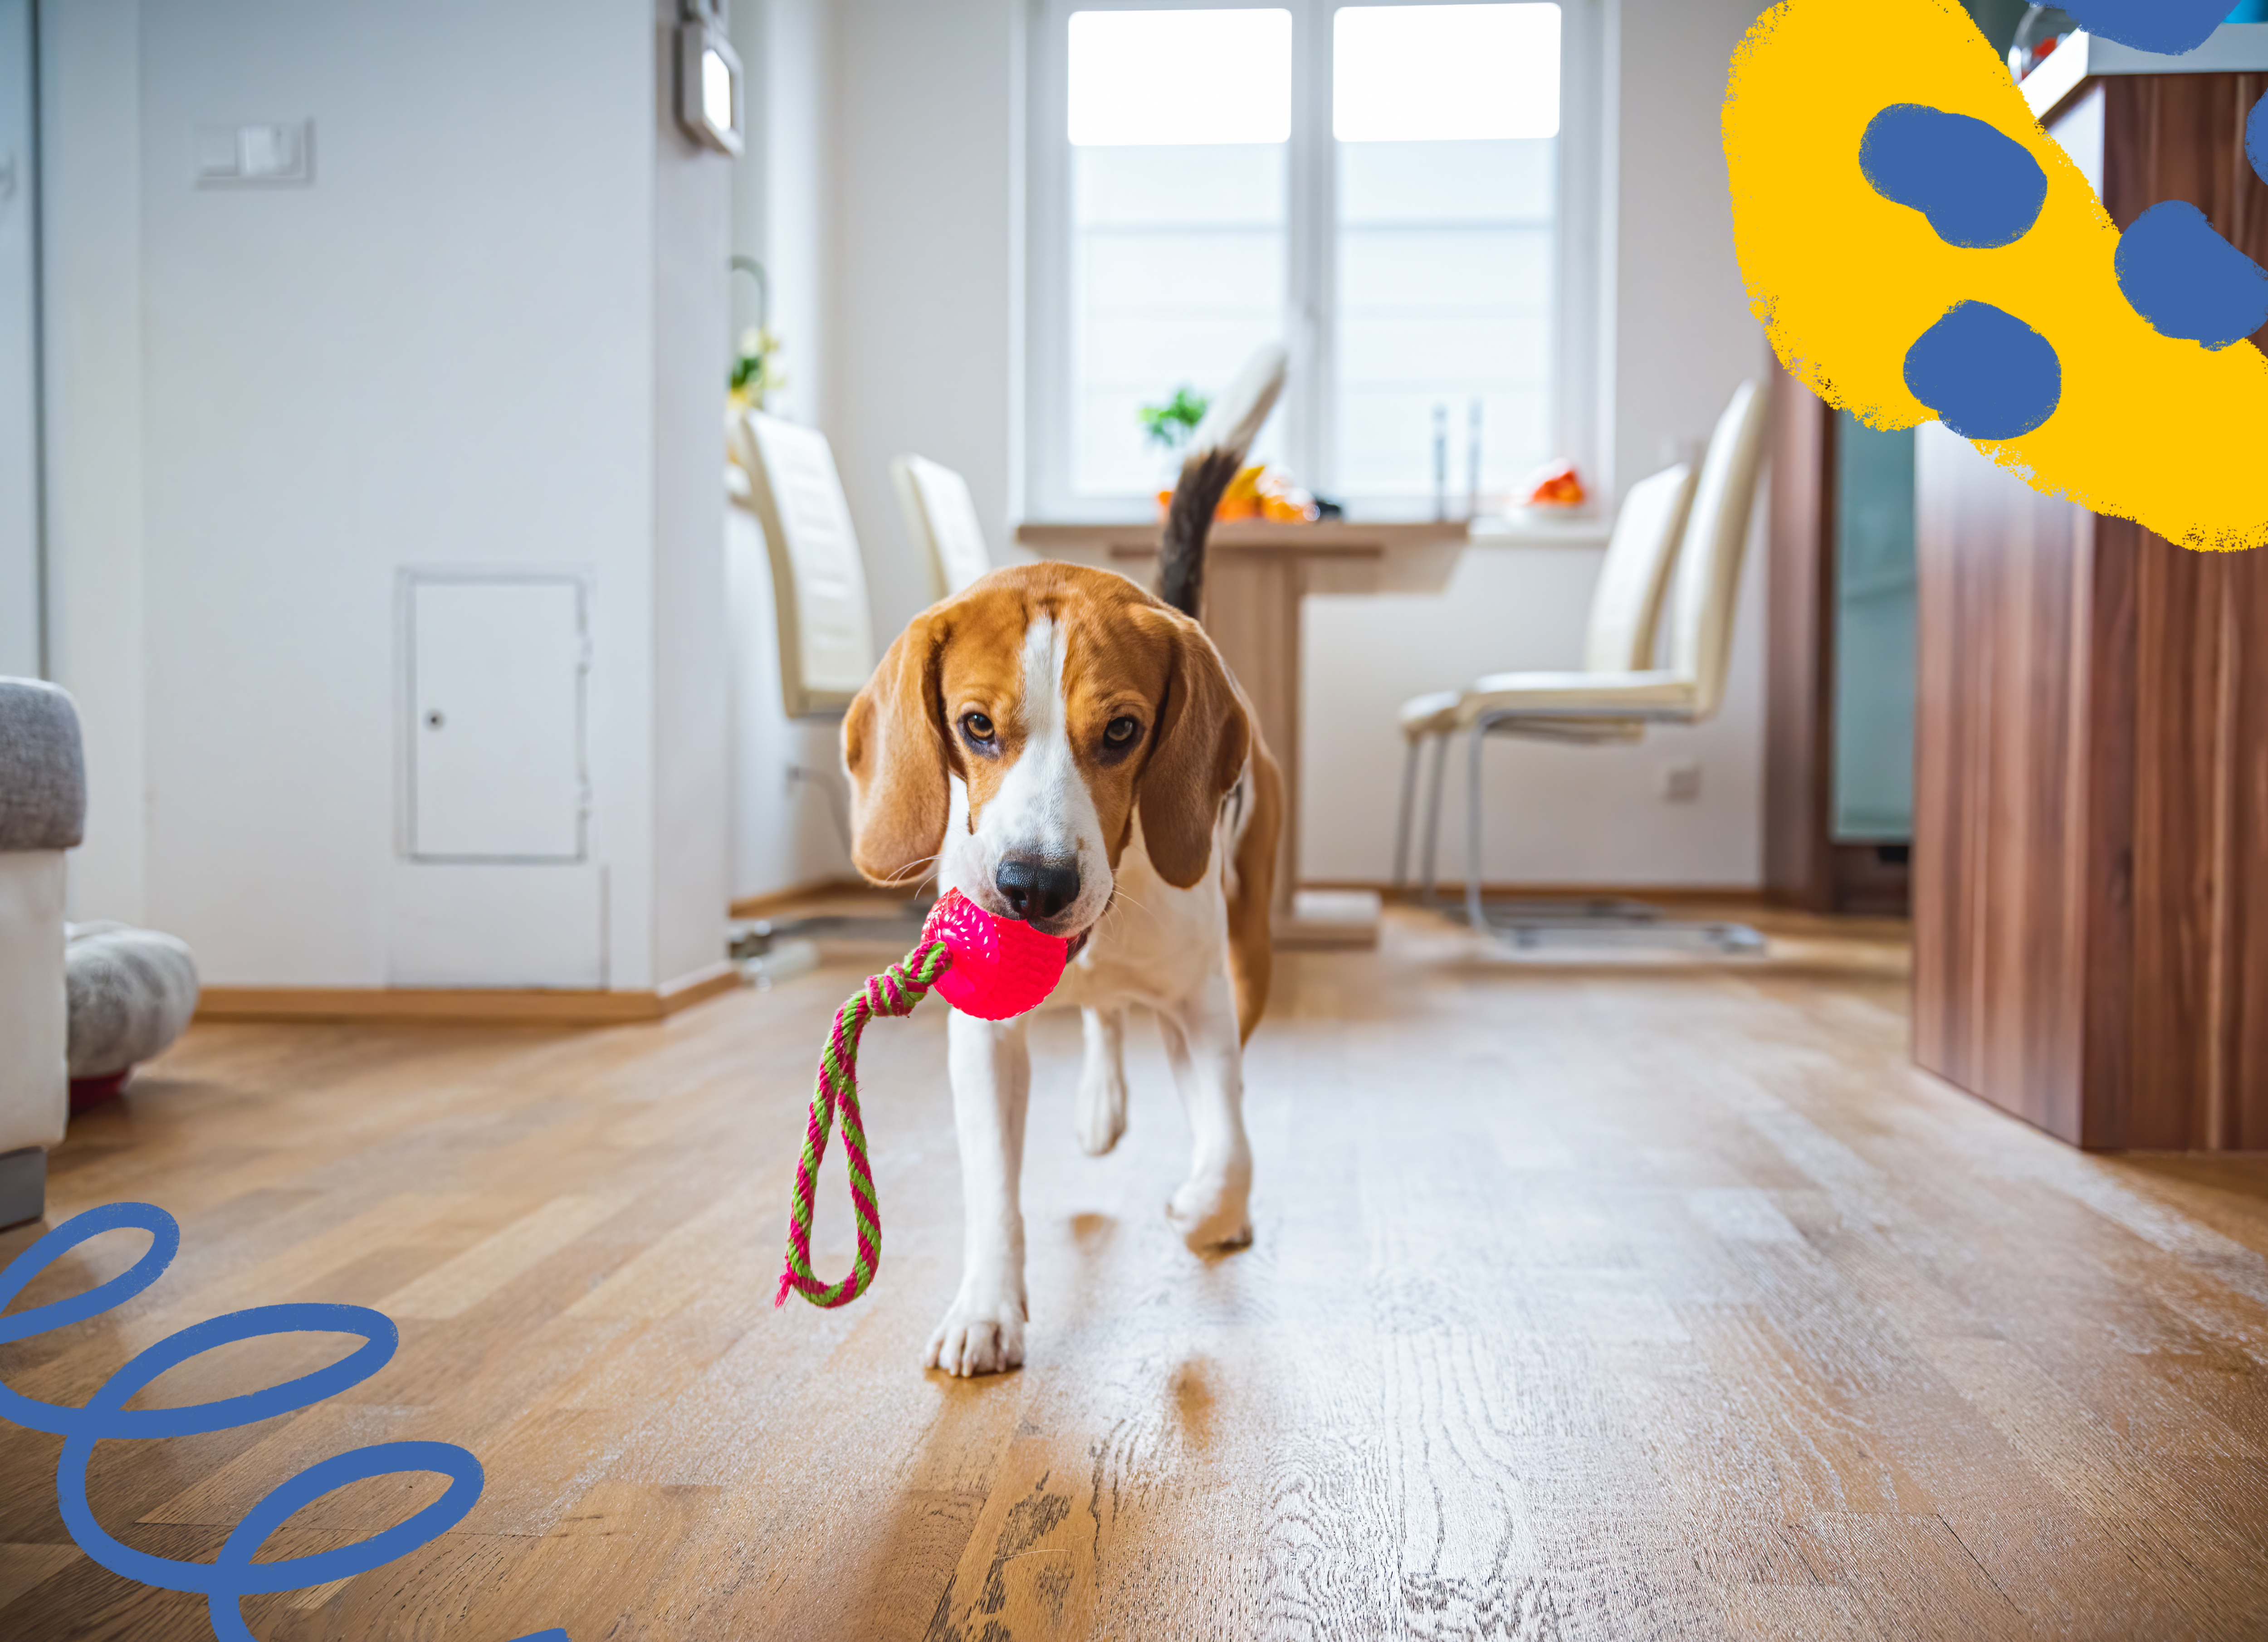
[1466,511,1612,547]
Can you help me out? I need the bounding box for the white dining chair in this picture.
[1395,378,1769,947]
[1394,458,1697,895]
[892,453,994,599]
[731,410,928,944]
[735,410,878,720]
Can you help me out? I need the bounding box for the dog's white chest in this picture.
[1047,830,1228,1013]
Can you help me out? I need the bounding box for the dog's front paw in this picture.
[1166,1169,1253,1252]
[925,1294,1026,1377]
[1075,1061,1128,1156]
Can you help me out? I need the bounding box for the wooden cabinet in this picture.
[1764,370,1915,916]
[1913,70,2268,1149]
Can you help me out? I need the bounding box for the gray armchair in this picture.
[0,679,84,1228]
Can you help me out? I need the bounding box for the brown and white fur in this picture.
[842,453,1280,1377]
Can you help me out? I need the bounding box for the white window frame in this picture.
[1024,0,1607,523]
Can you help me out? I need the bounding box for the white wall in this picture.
[44,0,734,989]
[723,0,853,904]
[651,0,735,981]
[820,0,1774,889]
[732,0,831,432]
[826,0,1023,645]
[38,0,145,924]
[0,0,38,681]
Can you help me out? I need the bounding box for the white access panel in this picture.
[407,575,589,861]
[0,0,39,679]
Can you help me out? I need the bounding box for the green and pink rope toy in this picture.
[774,888,1071,1310]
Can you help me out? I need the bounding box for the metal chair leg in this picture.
[1419,732,1449,903]
[1392,734,1420,891]
[1466,717,1491,933]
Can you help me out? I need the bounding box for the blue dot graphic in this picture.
[1861,104,2046,249]
[2115,200,2268,349]
[2055,0,2238,58]
[1904,302,2062,441]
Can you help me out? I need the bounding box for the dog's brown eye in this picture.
[1104,716,1139,747]
[961,712,995,743]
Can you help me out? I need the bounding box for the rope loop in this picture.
[774,937,953,1309]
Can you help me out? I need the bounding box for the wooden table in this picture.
[1016,519,1471,946]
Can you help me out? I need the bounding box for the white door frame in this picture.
[0,0,40,679]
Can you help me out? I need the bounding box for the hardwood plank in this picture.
[0,912,2264,1638]
[0,1545,83,1613]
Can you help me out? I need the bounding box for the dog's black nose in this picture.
[995,857,1080,922]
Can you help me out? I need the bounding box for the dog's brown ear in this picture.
[1138,614,1251,889]
[843,612,948,887]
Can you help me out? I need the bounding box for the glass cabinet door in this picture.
[1831,413,1916,843]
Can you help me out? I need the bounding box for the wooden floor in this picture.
[4,906,2268,1640]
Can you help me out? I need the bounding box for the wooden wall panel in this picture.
[2228,559,2268,1148]
[2128,536,2226,1147]
[1764,368,1835,910]
[1915,70,2268,1152]
[2104,74,2268,1150]
[1913,425,2094,1144]
[2118,533,2268,1150]
[2102,73,2268,341]
[2077,519,2136,1149]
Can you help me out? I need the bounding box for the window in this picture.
[1028,0,1601,521]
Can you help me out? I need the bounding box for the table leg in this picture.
[1198,557,1379,948]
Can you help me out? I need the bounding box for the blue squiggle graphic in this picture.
[0,1202,569,1642]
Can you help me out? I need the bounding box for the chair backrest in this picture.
[737,411,878,718]
[1582,463,1696,673]
[892,453,993,599]
[1667,379,1769,717]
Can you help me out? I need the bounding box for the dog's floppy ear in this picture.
[1138,614,1251,889]
[843,612,948,887]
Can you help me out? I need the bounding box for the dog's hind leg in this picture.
[1158,973,1254,1252]
[1075,1006,1129,1156]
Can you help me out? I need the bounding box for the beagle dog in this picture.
[842,448,1281,1377]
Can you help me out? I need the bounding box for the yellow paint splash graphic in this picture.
[1723,0,2268,550]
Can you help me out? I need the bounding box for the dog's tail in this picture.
[1156,343,1287,620]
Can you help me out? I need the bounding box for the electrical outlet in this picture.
[1659,759,1702,802]
[195,121,314,188]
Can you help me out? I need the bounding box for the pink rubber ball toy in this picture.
[920,889,1071,1020]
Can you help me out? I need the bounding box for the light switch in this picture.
[196,121,313,187]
